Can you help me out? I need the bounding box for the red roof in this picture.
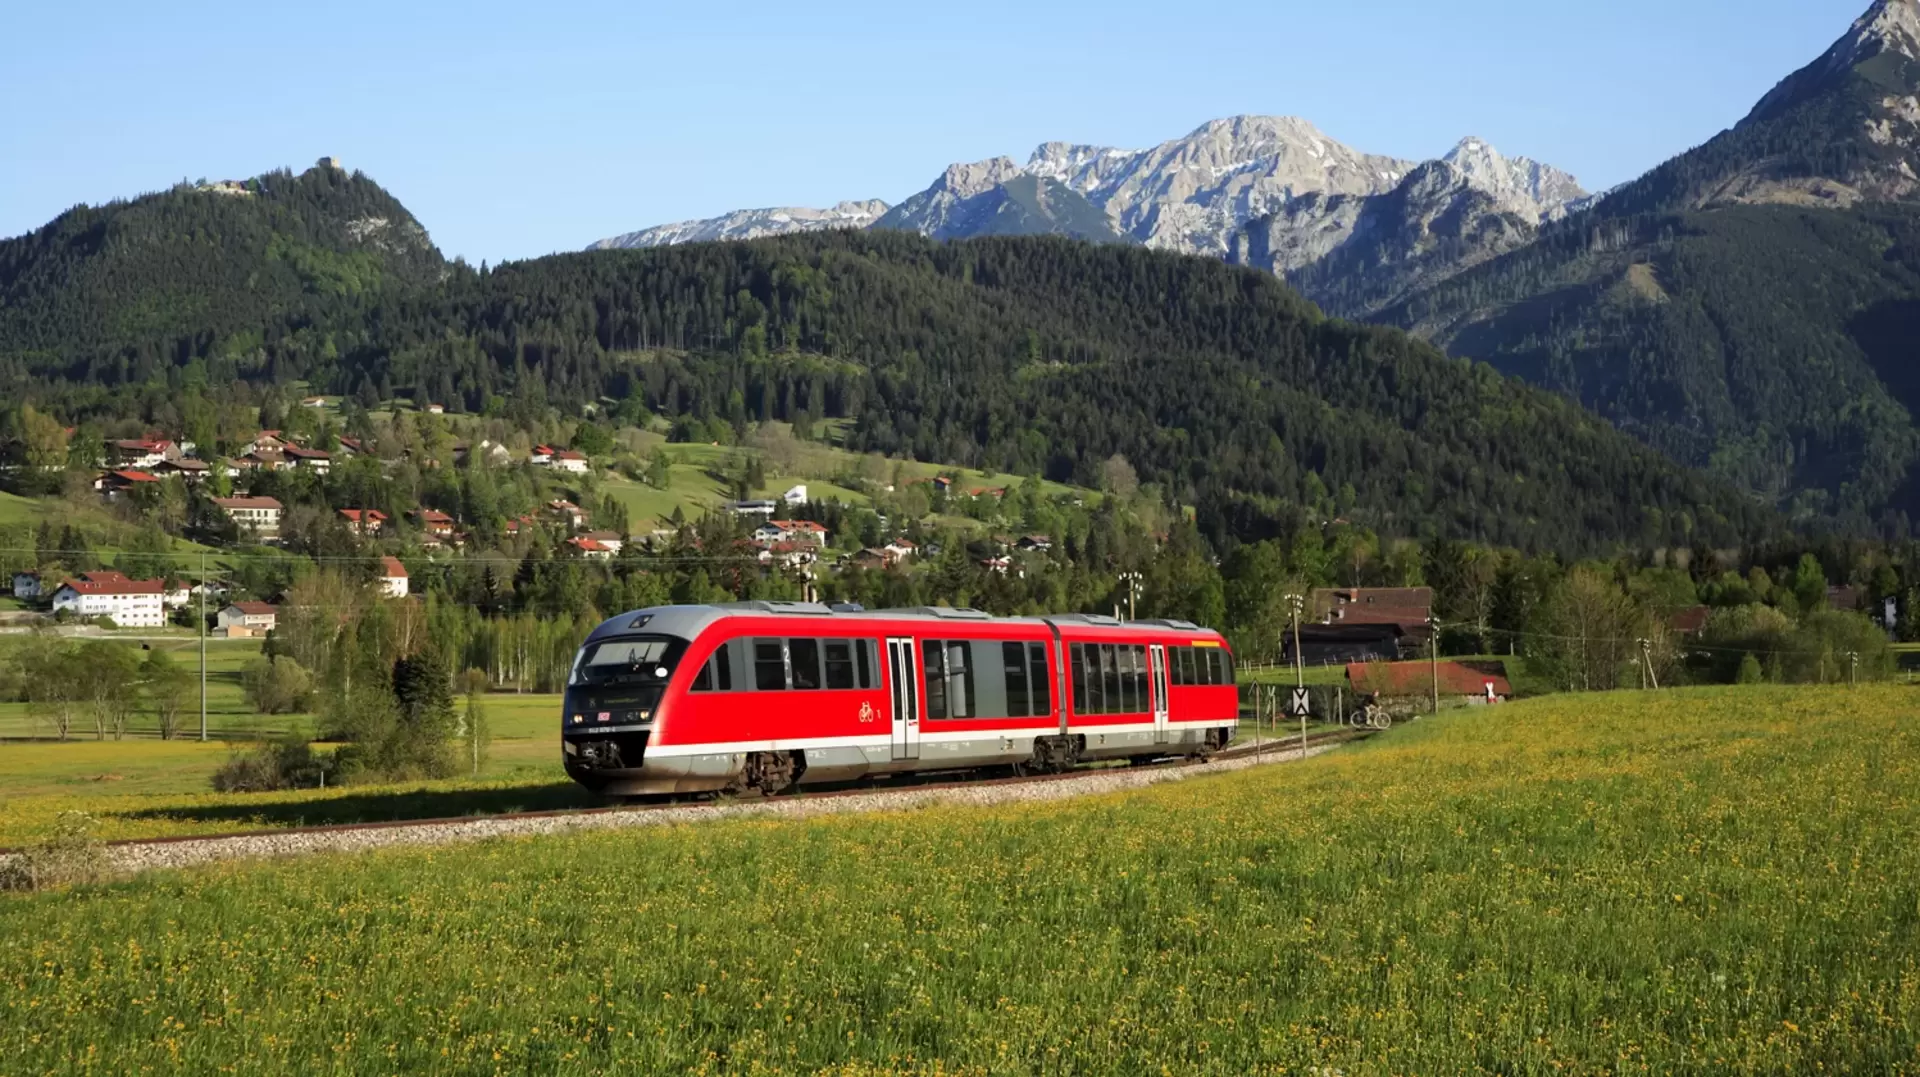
[380,556,408,578]
[60,572,165,596]
[415,509,455,524]
[229,601,278,616]
[554,450,587,461]
[1347,661,1511,698]
[106,469,160,484]
[339,509,388,523]
[283,446,331,460]
[214,496,283,510]
[567,537,611,553]
[1668,606,1711,634]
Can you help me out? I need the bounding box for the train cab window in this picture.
[824,640,857,690]
[790,638,823,690]
[690,644,734,692]
[1171,646,1191,686]
[753,639,787,691]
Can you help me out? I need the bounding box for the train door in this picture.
[886,637,921,761]
[1150,644,1170,744]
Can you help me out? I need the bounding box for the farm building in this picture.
[1347,660,1511,705]
[1283,622,1407,666]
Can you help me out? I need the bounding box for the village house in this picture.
[425,403,445,415]
[338,508,388,536]
[1312,586,1434,656]
[550,449,590,474]
[848,548,890,570]
[213,496,284,540]
[152,458,210,483]
[410,509,456,537]
[780,484,808,507]
[882,539,918,564]
[1016,534,1054,553]
[301,396,329,408]
[12,572,42,600]
[107,438,178,469]
[546,499,589,529]
[757,520,830,547]
[566,536,615,561]
[281,445,332,474]
[722,499,780,518]
[216,601,279,638]
[50,572,167,628]
[335,436,368,458]
[980,554,1014,575]
[578,530,625,554]
[244,432,289,456]
[379,556,410,599]
[95,469,162,499]
[529,445,555,466]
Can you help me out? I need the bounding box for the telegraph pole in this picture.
[1285,593,1306,757]
[1847,650,1860,689]
[1118,571,1142,622]
[198,550,208,742]
[1428,613,1440,714]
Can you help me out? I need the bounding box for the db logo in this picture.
[857,701,876,724]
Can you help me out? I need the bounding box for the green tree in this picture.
[140,649,194,741]
[461,668,491,778]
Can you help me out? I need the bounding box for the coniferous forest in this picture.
[0,165,1777,558]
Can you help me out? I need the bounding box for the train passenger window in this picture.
[1172,647,1191,686]
[856,639,874,689]
[823,640,856,690]
[753,639,787,691]
[1131,646,1149,710]
[1001,643,1030,717]
[1100,645,1121,715]
[924,640,976,720]
[1027,642,1050,716]
[1070,644,1089,714]
[790,638,822,690]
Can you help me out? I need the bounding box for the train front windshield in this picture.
[564,635,690,729]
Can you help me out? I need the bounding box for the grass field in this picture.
[0,637,281,741]
[2,684,1916,1072]
[0,692,569,844]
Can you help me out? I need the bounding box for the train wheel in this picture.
[729,751,800,797]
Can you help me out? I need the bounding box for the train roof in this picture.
[583,602,1222,647]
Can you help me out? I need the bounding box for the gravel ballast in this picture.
[17,742,1342,878]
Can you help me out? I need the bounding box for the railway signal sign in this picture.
[1289,687,1311,717]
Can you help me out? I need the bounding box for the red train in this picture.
[561,602,1240,795]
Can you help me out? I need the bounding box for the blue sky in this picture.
[0,0,1870,263]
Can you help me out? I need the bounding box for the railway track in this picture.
[2,727,1370,874]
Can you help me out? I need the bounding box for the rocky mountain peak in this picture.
[1747,0,1920,124]
[936,157,1027,200]
[1440,136,1587,221]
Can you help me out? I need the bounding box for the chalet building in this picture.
[12,572,42,600]
[336,436,368,458]
[578,530,625,554]
[722,499,779,518]
[1311,586,1433,651]
[107,438,178,469]
[550,450,590,474]
[1016,535,1054,552]
[216,601,279,638]
[1283,623,1408,667]
[882,539,918,564]
[411,509,456,537]
[379,556,410,599]
[529,445,555,466]
[757,520,829,547]
[566,536,615,561]
[152,458,210,483]
[213,496,284,540]
[545,500,589,529]
[338,508,388,536]
[281,446,332,474]
[95,470,162,498]
[50,572,166,628]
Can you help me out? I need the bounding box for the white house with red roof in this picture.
[216,601,279,638]
[565,536,615,561]
[379,556,410,599]
[50,572,167,628]
[550,449,590,474]
[282,445,332,474]
[108,438,178,469]
[95,470,162,498]
[338,508,388,536]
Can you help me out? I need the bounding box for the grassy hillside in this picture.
[1,684,1913,1072]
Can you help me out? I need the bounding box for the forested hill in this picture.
[0,160,442,384]
[0,201,1777,554]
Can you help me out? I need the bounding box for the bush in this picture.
[242,656,316,715]
[1735,652,1765,684]
[210,737,327,793]
[0,811,108,891]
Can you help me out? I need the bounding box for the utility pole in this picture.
[1847,650,1860,689]
[199,550,208,742]
[1285,592,1306,755]
[1636,638,1649,690]
[1429,612,1440,715]
[1638,637,1660,690]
